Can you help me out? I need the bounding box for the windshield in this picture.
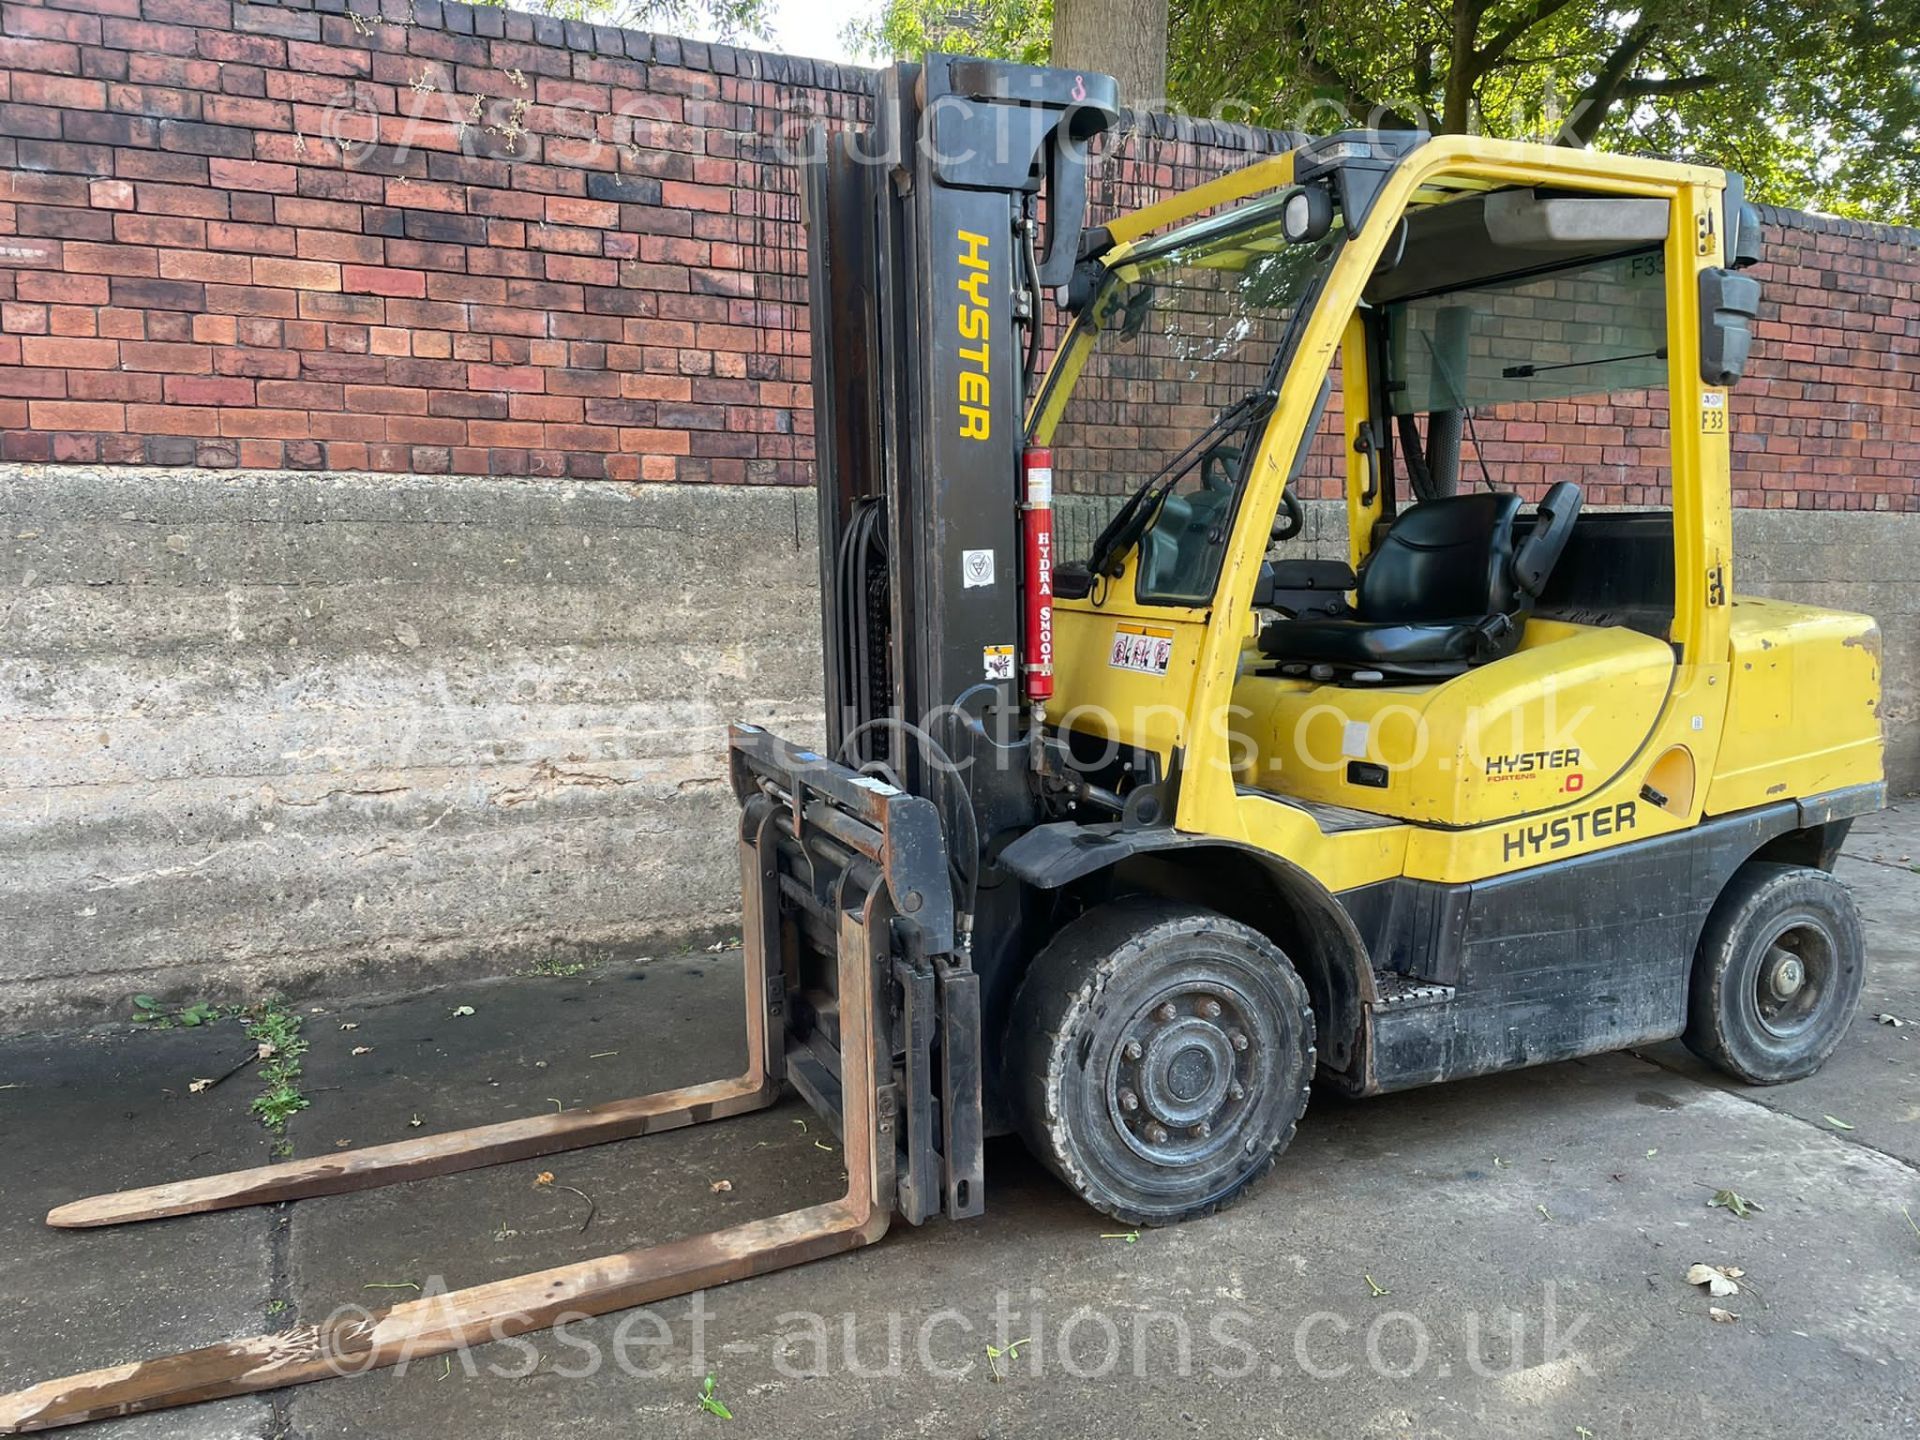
[1033,194,1343,605]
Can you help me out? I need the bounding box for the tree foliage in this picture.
[853,0,1920,221]
[845,0,1053,69]
[475,0,775,42]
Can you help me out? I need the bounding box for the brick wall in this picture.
[0,0,1914,506]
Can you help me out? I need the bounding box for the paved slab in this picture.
[3,813,1917,1439]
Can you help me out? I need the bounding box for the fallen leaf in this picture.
[1686,1262,1742,1298]
[1874,1013,1904,1027]
[256,1041,278,1060]
[1646,1148,1659,1158]
[1707,1188,1763,1219]
[1709,1306,1739,1323]
[534,1171,555,1187]
[710,1179,733,1193]
[451,1005,476,1018]
[1824,1115,1855,1131]
[188,1077,214,1094]
[350,1046,373,1057]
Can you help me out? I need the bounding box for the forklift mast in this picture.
[806,57,1118,787]
[730,57,1121,1225]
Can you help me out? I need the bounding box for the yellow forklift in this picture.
[4,55,1882,1431]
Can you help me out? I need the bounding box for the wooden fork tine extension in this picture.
[1,865,897,1435]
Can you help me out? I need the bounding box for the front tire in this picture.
[1684,861,1866,1084]
[1005,898,1314,1226]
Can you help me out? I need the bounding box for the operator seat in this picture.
[1259,481,1583,679]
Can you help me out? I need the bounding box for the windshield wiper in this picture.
[1503,346,1666,380]
[1087,387,1276,579]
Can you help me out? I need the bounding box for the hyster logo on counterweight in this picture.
[956,229,991,441]
[1502,800,1637,862]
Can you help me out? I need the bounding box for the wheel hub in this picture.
[1763,947,1806,1001]
[1107,985,1258,1167]
[1753,922,1833,1037]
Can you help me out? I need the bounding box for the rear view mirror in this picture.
[1699,268,1762,386]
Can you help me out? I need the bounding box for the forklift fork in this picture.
[0,730,963,1434]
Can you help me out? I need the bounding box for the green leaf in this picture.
[1707,1188,1762,1218]
[1824,1115,1855,1131]
[697,1373,732,1420]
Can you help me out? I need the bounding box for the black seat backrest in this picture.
[1527,508,1674,637]
[1356,492,1524,624]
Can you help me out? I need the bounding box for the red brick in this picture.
[251,256,339,291]
[191,313,237,345]
[134,181,230,220]
[20,334,117,368]
[384,177,465,212]
[0,37,81,75]
[217,406,307,438]
[28,399,124,430]
[113,213,205,248]
[160,249,253,284]
[162,374,254,406]
[295,230,382,265]
[341,264,424,298]
[46,305,98,337]
[208,157,298,194]
[2,301,48,334]
[17,270,105,304]
[119,340,211,373]
[6,7,104,44]
[273,195,360,231]
[63,240,156,276]
[13,73,105,109]
[208,220,294,255]
[89,177,134,210]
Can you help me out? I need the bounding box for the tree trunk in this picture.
[1052,0,1169,109]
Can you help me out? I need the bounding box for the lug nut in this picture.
[1198,999,1222,1019]
[1229,1031,1249,1052]
[1123,1040,1143,1061]
[1228,1082,1245,1101]
[1154,1002,1177,1023]
[1144,1122,1168,1145]
[1192,1121,1212,1139]
[1119,1089,1140,1113]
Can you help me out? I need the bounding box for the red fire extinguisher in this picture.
[1021,446,1054,702]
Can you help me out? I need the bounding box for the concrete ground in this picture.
[3,813,1919,1439]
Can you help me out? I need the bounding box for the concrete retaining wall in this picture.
[1,467,1911,1030]
[0,464,822,1030]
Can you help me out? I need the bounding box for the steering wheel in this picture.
[1199,443,1241,493]
[1272,487,1305,542]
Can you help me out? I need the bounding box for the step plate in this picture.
[1372,970,1458,1011]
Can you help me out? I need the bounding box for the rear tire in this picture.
[1005,898,1314,1226]
[1684,861,1865,1084]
